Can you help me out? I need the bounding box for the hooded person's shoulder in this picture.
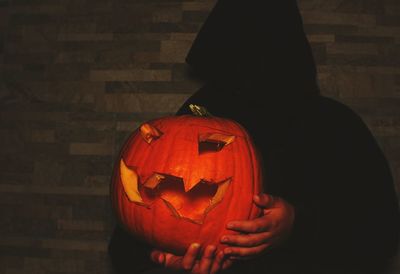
[301,96,370,133]
[296,95,381,157]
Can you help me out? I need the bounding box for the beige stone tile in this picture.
[31,129,55,143]
[170,32,197,41]
[364,117,400,137]
[182,1,216,11]
[57,219,106,231]
[0,184,109,196]
[301,11,376,26]
[153,7,182,23]
[327,42,379,55]
[69,143,113,156]
[58,33,114,42]
[97,93,189,113]
[116,121,142,132]
[41,239,107,252]
[90,69,171,81]
[307,34,335,43]
[160,40,193,63]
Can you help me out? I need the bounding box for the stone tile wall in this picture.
[0,0,399,273]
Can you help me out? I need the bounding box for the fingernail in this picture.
[254,194,259,201]
[227,222,235,229]
[221,236,229,243]
[158,254,164,264]
[191,243,200,249]
[224,248,232,254]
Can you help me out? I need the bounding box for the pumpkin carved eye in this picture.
[140,123,162,144]
[198,133,235,154]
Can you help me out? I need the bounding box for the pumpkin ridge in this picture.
[111,115,263,254]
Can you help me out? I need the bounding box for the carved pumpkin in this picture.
[110,110,263,255]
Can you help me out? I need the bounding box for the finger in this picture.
[150,250,165,264]
[166,253,184,269]
[221,231,272,247]
[198,245,216,274]
[253,193,274,209]
[182,243,201,271]
[227,216,272,233]
[224,243,270,258]
[210,251,225,274]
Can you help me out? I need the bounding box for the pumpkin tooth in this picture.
[205,178,231,215]
[144,173,165,189]
[119,158,145,204]
[183,177,202,192]
[161,198,181,218]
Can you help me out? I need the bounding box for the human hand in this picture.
[221,193,295,260]
[150,243,233,274]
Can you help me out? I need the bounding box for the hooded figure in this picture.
[185,0,318,96]
[109,1,400,273]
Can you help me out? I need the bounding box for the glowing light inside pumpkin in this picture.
[119,159,144,204]
[119,158,231,224]
[198,133,235,154]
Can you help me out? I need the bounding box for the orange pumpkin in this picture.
[110,111,263,255]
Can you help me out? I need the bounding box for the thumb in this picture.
[150,249,165,265]
[253,193,275,209]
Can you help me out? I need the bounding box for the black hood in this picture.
[186,0,319,96]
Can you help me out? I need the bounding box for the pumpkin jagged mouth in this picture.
[119,159,231,224]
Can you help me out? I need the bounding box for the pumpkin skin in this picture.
[110,115,263,255]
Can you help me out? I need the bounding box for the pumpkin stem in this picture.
[189,104,213,117]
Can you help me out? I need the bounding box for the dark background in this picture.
[0,0,399,273]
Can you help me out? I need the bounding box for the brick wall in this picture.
[0,0,399,273]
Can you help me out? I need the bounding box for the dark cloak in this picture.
[108,1,400,273]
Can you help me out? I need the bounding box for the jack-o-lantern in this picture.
[110,105,263,255]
